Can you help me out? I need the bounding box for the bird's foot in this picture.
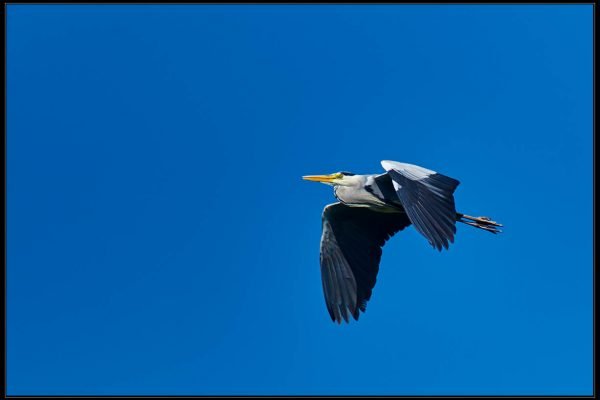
[461,214,503,227]
[458,214,503,234]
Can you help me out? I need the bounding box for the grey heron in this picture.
[303,160,502,324]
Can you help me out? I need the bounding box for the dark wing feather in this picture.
[381,160,460,251]
[319,203,411,323]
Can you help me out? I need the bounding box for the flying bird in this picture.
[303,160,502,324]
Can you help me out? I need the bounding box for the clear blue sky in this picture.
[7,4,593,396]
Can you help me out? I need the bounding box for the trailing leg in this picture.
[456,213,502,234]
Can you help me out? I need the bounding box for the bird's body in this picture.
[303,160,502,324]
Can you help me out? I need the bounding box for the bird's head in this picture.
[302,171,356,186]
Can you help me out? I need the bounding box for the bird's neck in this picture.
[334,175,384,207]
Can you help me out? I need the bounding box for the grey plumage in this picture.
[382,161,461,251]
[320,203,411,323]
[303,160,502,323]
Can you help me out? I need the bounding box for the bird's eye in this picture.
[335,173,344,179]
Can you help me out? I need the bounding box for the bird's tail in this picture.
[456,213,502,234]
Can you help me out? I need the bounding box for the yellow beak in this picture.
[302,174,337,183]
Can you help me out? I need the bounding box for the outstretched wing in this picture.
[320,202,411,323]
[381,160,460,251]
